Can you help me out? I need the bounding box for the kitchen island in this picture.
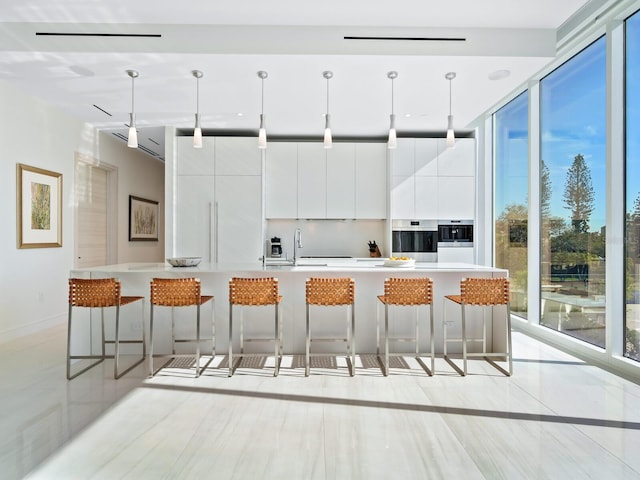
[70,260,508,357]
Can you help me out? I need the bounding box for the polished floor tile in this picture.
[1,323,640,479]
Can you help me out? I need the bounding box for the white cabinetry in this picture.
[215,136,262,175]
[265,142,298,218]
[390,137,475,220]
[327,143,355,218]
[355,143,387,218]
[437,138,475,220]
[297,142,327,218]
[215,175,262,263]
[174,136,263,264]
[437,246,475,264]
[174,137,215,260]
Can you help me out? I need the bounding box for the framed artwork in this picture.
[129,195,159,241]
[16,163,63,249]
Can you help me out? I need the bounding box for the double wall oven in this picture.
[391,219,438,262]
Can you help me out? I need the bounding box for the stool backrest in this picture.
[69,278,120,307]
[383,277,433,305]
[229,277,279,305]
[306,277,355,306]
[150,277,202,306]
[460,278,510,306]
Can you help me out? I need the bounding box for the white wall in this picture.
[0,80,165,342]
[98,132,165,263]
[266,219,387,258]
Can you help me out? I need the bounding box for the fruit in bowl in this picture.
[384,257,415,267]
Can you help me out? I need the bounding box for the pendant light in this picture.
[387,71,398,149]
[322,70,333,149]
[257,70,268,149]
[445,72,456,148]
[192,70,203,148]
[126,70,139,148]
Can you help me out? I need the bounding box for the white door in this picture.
[75,161,109,268]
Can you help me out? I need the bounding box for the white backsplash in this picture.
[266,220,387,259]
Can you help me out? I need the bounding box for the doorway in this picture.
[74,153,117,268]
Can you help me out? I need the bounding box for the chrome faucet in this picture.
[293,228,303,264]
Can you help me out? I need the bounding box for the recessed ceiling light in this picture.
[488,69,511,81]
[237,113,244,117]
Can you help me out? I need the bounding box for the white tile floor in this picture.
[3,323,640,479]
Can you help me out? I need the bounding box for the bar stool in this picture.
[149,277,215,377]
[376,277,435,376]
[443,277,512,376]
[305,277,356,376]
[228,277,282,377]
[67,277,145,380]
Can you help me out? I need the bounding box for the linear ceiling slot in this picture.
[36,32,161,38]
[148,138,160,146]
[138,145,159,157]
[93,104,112,116]
[344,36,466,42]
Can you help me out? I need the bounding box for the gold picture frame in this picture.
[16,163,63,249]
[129,195,159,241]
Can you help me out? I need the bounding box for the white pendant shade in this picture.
[127,112,137,148]
[323,114,332,148]
[388,112,397,149]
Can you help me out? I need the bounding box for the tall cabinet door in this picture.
[265,142,298,218]
[326,143,355,218]
[175,137,215,260]
[214,175,263,263]
[297,143,327,218]
[355,143,387,219]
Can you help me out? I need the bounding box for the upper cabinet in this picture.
[266,141,387,219]
[437,138,475,176]
[265,142,298,218]
[215,137,262,175]
[327,143,356,218]
[390,137,475,220]
[355,143,387,219]
[176,136,215,175]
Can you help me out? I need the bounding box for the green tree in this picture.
[541,159,552,218]
[563,153,595,233]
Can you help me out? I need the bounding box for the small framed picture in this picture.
[16,163,63,249]
[128,195,159,241]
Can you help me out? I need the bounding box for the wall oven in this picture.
[437,220,474,245]
[391,219,438,262]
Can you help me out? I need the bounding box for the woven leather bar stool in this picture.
[443,277,512,376]
[228,277,282,377]
[149,277,215,378]
[305,277,356,377]
[376,277,435,376]
[67,278,145,380]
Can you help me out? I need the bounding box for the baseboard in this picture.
[0,313,66,345]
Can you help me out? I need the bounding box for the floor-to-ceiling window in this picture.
[540,37,607,347]
[494,92,529,318]
[625,10,640,361]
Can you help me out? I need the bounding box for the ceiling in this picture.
[0,0,598,160]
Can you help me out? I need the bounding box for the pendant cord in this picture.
[131,76,135,113]
[261,77,265,115]
[196,76,200,116]
[448,78,452,116]
[391,77,395,115]
[326,77,330,116]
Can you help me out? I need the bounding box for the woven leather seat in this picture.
[443,277,512,376]
[228,277,282,377]
[305,277,356,376]
[149,277,214,377]
[376,277,435,376]
[67,278,145,380]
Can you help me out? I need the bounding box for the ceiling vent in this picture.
[344,35,466,42]
[36,32,161,38]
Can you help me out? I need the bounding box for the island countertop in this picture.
[70,261,508,356]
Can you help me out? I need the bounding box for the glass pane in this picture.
[540,37,607,347]
[625,11,640,361]
[494,91,529,318]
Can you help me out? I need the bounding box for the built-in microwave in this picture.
[391,219,438,262]
[438,220,473,245]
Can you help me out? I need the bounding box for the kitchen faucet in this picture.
[293,228,303,264]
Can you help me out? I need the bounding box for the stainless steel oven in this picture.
[437,220,473,245]
[391,219,438,262]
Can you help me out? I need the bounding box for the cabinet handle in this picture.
[208,202,212,263]
[214,201,219,263]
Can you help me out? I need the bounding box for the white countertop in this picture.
[73,260,506,275]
